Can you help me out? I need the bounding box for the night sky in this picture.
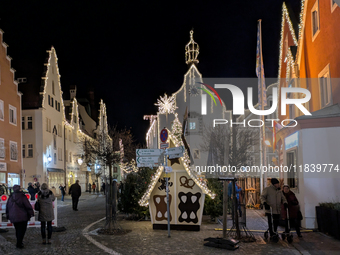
[0,1,300,144]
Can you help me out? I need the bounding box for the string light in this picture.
[155,93,177,114]
[146,119,157,147]
[138,114,215,207]
[278,2,299,82]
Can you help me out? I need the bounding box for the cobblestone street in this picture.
[0,193,106,255]
[1,193,340,255]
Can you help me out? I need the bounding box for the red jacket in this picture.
[281,191,299,220]
[6,191,34,223]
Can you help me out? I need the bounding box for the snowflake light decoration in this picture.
[155,93,177,114]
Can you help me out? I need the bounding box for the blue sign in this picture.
[285,132,299,151]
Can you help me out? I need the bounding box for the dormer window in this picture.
[52,81,55,95]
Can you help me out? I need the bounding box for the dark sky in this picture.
[0,1,300,144]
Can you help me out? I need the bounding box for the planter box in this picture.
[316,206,324,232]
[316,206,340,240]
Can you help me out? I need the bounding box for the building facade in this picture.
[0,29,23,188]
[276,0,340,228]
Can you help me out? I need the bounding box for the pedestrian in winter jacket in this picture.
[92,182,96,194]
[281,185,302,237]
[260,178,288,236]
[6,185,34,248]
[59,184,66,201]
[27,182,37,200]
[38,183,55,244]
[69,180,81,211]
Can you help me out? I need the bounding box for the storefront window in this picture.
[0,172,6,183]
[8,173,20,187]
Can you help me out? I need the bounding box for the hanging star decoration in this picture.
[155,94,177,114]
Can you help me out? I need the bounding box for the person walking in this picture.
[281,184,302,237]
[102,181,106,195]
[228,181,242,217]
[92,182,96,194]
[6,185,34,249]
[59,184,66,202]
[37,183,55,244]
[69,180,81,211]
[260,178,288,237]
[27,182,37,200]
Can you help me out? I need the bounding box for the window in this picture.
[0,100,3,121]
[0,138,5,160]
[58,148,62,161]
[22,117,25,130]
[311,1,320,41]
[51,97,54,107]
[10,141,18,161]
[58,124,62,137]
[57,102,60,112]
[53,135,57,150]
[189,122,196,130]
[69,152,72,163]
[287,150,298,188]
[28,144,33,158]
[319,64,332,108]
[54,153,57,164]
[194,149,200,159]
[65,150,68,162]
[46,117,51,132]
[27,116,32,129]
[52,81,55,95]
[113,167,118,173]
[9,105,17,125]
[48,95,51,106]
[55,100,58,110]
[22,145,25,158]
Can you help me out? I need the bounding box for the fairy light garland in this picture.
[146,119,157,147]
[278,2,299,81]
[138,114,215,207]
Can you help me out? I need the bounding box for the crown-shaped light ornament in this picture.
[185,30,199,65]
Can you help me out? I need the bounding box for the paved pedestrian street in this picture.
[1,193,340,255]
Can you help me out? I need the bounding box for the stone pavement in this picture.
[0,192,107,255]
[1,193,340,255]
[86,209,340,255]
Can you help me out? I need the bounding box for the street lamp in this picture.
[77,157,83,165]
[47,155,52,164]
[265,140,271,147]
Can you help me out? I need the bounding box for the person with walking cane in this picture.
[261,178,288,240]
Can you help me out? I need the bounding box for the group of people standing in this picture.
[88,181,106,194]
[5,179,83,249]
[261,178,303,238]
[6,183,55,248]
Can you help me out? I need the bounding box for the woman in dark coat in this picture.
[37,183,55,244]
[281,185,302,237]
[6,185,34,248]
